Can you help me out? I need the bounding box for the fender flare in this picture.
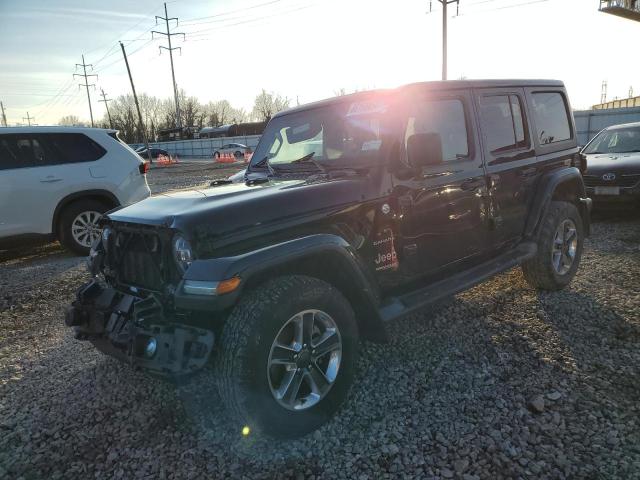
[51,189,120,234]
[176,234,388,342]
[524,166,590,239]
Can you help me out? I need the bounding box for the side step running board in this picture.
[379,242,537,323]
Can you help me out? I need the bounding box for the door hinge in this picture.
[398,195,413,214]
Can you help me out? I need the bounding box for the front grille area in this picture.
[583,174,640,188]
[107,228,168,291]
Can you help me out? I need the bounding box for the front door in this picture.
[391,89,490,279]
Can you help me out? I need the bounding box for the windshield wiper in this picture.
[253,156,276,176]
[289,152,328,173]
[290,152,316,164]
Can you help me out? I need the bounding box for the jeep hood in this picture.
[107,176,373,237]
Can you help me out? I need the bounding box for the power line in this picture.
[152,2,186,129]
[83,4,164,57]
[180,0,281,25]
[93,38,155,74]
[457,0,549,15]
[183,3,316,39]
[73,55,98,127]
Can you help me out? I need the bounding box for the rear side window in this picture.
[479,95,528,154]
[405,98,469,162]
[0,135,49,170]
[531,92,571,145]
[44,133,106,163]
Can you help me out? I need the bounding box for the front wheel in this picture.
[522,201,584,291]
[58,200,109,255]
[216,275,359,438]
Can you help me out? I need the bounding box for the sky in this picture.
[1,0,639,126]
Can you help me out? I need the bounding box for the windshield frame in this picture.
[248,95,397,175]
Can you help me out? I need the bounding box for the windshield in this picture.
[250,98,391,171]
[583,126,640,154]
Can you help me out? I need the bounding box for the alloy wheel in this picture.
[71,210,102,248]
[551,219,578,275]
[267,309,342,411]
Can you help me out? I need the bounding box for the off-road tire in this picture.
[522,201,584,291]
[216,275,359,438]
[57,199,109,255]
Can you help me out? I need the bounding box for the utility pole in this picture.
[0,102,7,127]
[23,112,35,126]
[74,55,97,127]
[120,42,153,163]
[98,88,113,129]
[152,3,185,131]
[438,0,459,80]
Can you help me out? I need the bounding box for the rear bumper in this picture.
[65,280,214,375]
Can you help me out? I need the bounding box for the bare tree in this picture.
[58,115,88,126]
[251,89,289,122]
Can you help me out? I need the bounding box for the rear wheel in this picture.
[522,201,584,291]
[58,199,109,255]
[216,275,359,438]
[234,150,243,159]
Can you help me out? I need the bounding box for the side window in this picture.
[43,133,106,163]
[0,137,26,170]
[479,94,528,154]
[0,135,48,169]
[531,92,571,145]
[405,98,469,162]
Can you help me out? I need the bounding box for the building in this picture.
[592,96,640,110]
[599,0,640,21]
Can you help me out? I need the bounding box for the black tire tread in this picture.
[522,201,583,291]
[216,275,355,434]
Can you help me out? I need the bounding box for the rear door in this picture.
[0,134,62,236]
[392,89,491,278]
[475,88,537,248]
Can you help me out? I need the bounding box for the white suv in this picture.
[0,127,150,254]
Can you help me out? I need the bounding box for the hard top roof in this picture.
[274,79,565,118]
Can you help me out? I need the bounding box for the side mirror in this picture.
[407,133,443,167]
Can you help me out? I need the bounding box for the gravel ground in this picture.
[1,176,639,478]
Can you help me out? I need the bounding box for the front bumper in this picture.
[584,182,640,201]
[66,280,214,375]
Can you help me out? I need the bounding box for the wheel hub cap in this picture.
[551,219,578,275]
[267,309,342,411]
[71,210,103,248]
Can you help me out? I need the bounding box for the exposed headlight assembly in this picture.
[101,226,112,252]
[173,234,193,272]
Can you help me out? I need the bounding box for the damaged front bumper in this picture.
[66,280,214,375]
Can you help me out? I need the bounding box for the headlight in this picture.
[173,235,193,272]
[101,227,112,252]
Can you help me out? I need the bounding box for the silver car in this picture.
[213,143,251,159]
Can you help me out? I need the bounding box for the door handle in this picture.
[40,176,62,183]
[460,178,484,191]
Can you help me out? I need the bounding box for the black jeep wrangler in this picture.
[67,80,591,437]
